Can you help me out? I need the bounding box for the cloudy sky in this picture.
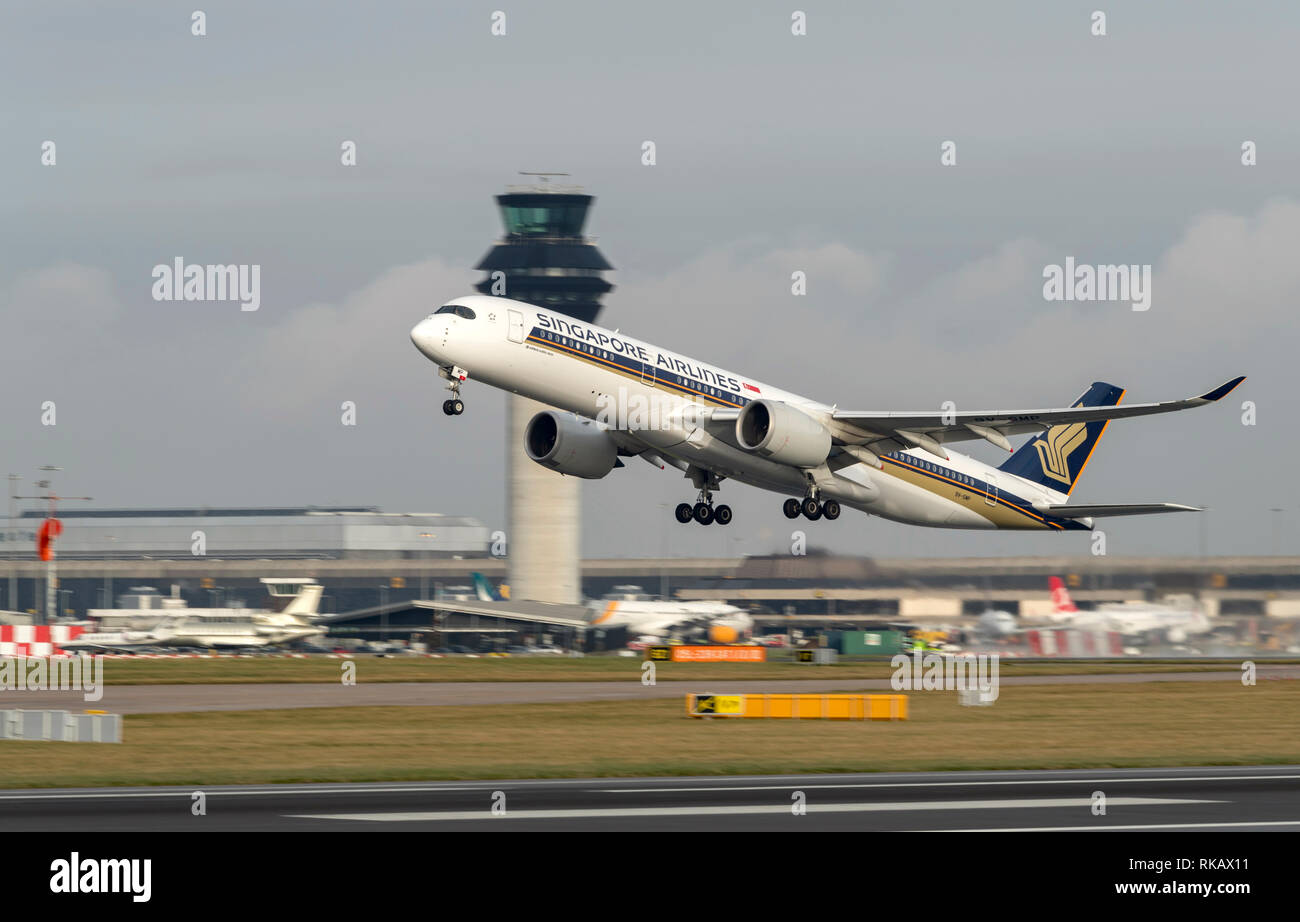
[2,1,1297,559]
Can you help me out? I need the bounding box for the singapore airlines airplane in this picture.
[411,295,1243,531]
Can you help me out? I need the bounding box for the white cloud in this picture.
[229,258,474,414]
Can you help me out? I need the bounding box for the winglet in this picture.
[1199,376,1246,402]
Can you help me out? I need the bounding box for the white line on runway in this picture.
[1,769,1292,801]
[599,774,1300,793]
[288,797,1219,823]
[928,820,1300,832]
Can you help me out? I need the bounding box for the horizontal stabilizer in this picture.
[1033,502,1202,518]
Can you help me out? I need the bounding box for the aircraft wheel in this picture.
[674,503,694,524]
[822,500,841,520]
[713,504,733,526]
[693,502,714,525]
[782,498,802,519]
[802,497,822,520]
[442,400,456,416]
[452,399,465,415]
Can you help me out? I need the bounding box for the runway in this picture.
[4,665,1296,714]
[2,765,1297,831]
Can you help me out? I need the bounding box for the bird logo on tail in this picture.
[1032,422,1089,485]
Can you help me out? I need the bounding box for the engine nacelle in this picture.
[735,399,832,468]
[708,623,739,644]
[524,411,619,479]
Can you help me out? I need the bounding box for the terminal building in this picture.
[3,507,489,560]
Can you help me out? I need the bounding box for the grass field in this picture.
[84,655,1259,685]
[1,680,1296,788]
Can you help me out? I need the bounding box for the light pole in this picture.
[419,532,436,599]
[7,474,19,614]
[14,467,92,624]
[102,535,117,609]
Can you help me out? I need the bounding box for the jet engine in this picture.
[735,399,832,468]
[524,411,619,479]
[708,623,739,644]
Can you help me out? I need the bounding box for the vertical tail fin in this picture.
[1048,577,1078,615]
[282,584,323,617]
[471,572,501,602]
[998,382,1124,495]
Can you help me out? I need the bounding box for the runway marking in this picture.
[599,774,1300,793]
[288,797,1219,822]
[929,820,1300,832]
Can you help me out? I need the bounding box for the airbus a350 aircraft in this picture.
[411,295,1243,532]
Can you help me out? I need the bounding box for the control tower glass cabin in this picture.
[474,186,614,324]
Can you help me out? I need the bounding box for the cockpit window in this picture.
[435,304,476,319]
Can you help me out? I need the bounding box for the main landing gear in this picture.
[674,476,732,526]
[782,491,840,522]
[674,499,733,526]
[440,366,468,416]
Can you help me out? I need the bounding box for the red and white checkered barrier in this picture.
[1024,628,1122,657]
[0,624,86,657]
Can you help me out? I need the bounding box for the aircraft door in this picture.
[641,361,657,387]
[984,472,999,506]
[507,309,526,344]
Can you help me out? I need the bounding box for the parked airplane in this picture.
[411,295,1243,531]
[65,610,325,651]
[973,609,1019,638]
[68,579,326,650]
[1040,576,1211,640]
[465,572,752,644]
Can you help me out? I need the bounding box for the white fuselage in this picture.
[411,296,1083,531]
[586,596,752,641]
[69,610,325,650]
[1047,603,1211,637]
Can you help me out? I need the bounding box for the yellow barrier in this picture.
[686,693,907,720]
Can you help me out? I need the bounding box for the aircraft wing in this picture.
[826,377,1244,456]
[413,599,590,629]
[1034,503,1202,518]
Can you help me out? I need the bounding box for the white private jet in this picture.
[411,295,1243,532]
[69,579,327,651]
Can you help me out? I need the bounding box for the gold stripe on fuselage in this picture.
[880,455,1059,530]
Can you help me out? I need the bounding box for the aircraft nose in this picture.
[411,317,439,359]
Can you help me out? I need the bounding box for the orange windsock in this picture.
[37,518,62,561]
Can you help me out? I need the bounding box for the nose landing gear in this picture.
[439,366,469,416]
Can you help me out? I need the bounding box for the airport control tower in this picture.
[475,176,614,603]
